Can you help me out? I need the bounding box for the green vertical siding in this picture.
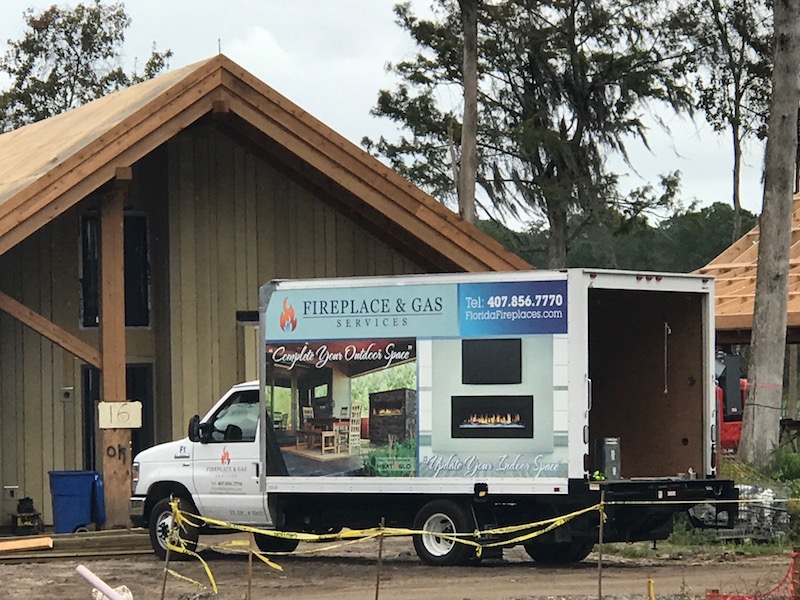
[166,124,423,436]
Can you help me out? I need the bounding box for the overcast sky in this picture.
[1,0,767,224]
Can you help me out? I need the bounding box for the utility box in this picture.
[596,437,621,480]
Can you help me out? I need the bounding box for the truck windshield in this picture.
[204,390,259,442]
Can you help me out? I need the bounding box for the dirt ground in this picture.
[0,536,795,600]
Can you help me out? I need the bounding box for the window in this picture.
[202,390,260,443]
[461,338,522,385]
[80,214,150,327]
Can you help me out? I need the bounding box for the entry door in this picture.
[126,364,154,457]
[191,388,270,525]
[81,366,101,471]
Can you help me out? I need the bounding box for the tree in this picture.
[653,202,758,271]
[738,0,800,468]
[680,0,772,239]
[366,0,693,267]
[456,0,478,223]
[479,201,757,271]
[0,1,172,132]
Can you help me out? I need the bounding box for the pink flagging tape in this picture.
[705,553,796,600]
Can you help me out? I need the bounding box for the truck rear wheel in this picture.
[412,500,474,566]
[254,532,300,553]
[149,497,200,561]
[524,541,594,564]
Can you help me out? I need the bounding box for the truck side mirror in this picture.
[188,415,201,442]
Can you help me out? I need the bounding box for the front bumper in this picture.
[129,496,146,528]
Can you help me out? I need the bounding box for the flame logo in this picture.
[221,447,231,465]
[279,297,297,332]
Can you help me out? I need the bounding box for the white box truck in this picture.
[130,269,737,565]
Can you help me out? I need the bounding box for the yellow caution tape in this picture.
[164,568,207,590]
[166,499,218,593]
[166,538,218,593]
[162,492,789,589]
[252,551,284,571]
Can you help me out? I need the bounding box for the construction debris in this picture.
[76,564,132,600]
[91,585,133,600]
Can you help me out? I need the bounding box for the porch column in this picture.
[100,169,131,528]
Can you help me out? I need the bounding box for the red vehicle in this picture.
[715,353,747,452]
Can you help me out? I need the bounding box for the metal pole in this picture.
[159,518,174,600]
[598,489,605,600]
[247,532,255,600]
[375,517,386,600]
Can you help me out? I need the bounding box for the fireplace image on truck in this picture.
[264,338,418,477]
[450,395,533,439]
[424,336,557,460]
[369,389,417,445]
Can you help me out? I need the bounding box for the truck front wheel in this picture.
[412,500,474,566]
[149,497,200,561]
[524,541,594,564]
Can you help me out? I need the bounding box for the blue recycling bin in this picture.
[48,470,106,534]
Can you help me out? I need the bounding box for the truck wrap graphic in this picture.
[264,279,569,479]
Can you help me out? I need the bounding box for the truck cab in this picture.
[130,381,273,558]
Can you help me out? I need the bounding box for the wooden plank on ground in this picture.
[0,537,53,553]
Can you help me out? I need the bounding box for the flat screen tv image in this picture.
[461,338,522,385]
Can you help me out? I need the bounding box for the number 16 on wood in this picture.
[97,401,142,429]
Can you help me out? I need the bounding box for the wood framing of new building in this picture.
[0,55,529,529]
[697,194,800,345]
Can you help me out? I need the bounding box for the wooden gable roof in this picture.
[697,194,800,342]
[0,55,529,272]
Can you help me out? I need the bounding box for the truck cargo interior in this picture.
[588,288,705,479]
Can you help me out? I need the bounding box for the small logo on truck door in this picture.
[221,447,231,465]
[279,298,297,332]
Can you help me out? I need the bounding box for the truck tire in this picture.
[523,541,594,564]
[412,500,474,566]
[149,497,200,561]
[254,532,300,554]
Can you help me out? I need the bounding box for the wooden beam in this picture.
[100,181,130,529]
[0,289,102,368]
[705,259,800,270]
[100,182,126,397]
[212,99,230,113]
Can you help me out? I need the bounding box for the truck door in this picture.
[192,389,271,525]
